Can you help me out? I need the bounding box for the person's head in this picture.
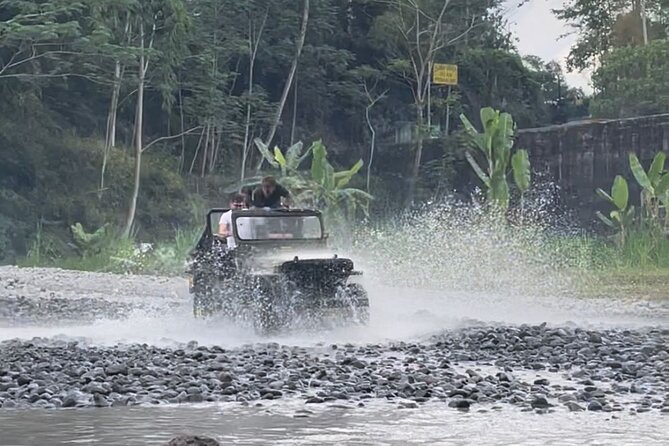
[240,186,252,206]
[261,176,277,196]
[229,193,246,209]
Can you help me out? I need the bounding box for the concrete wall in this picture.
[516,113,669,222]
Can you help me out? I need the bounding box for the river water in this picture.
[1,267,668,445]
[1,400,668,445]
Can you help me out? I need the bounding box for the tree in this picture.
[0,0,87,80]
[123,0,189,237]
[554,0,668,72]
[369,0,481,204]
[260,0,310,154]
[591,40,669,118]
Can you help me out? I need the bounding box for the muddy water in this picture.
[1,401,667,446]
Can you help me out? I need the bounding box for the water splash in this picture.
[349,196,586,297]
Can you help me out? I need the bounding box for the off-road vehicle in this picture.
[186,208,369,333]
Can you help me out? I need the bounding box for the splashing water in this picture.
[1,190,666,348]
[348,196,587,297]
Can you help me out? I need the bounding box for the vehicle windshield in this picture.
[234,215,322,240]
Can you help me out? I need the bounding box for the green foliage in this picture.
[554,0,668,72]
[596,150,669,256]
[627,151,669,227]
[254,139,372,225]
[511,150,531,194]
[460,107,532,210]
[596,175,634,243]
[70,222,111,258]
[591,40,669,118]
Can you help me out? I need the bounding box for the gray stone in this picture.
[565,402,585,412]
[166,435,219,446]
[588,401,603,411]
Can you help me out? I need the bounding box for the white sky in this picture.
[503,0,594,93]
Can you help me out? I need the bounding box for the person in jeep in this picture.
[218,193,246,248]
[251,176,291,209]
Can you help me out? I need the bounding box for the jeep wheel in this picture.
[251,278,282,335]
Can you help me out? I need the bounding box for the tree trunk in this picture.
[241,9,268,181]
[365,103,376,193]
[640,0,649,45]
[240,48,255,181]
[189,128,206,174]
[201,122,211,178]
[258,0,309,170]
[123,25,147,238]
[407,103,425,205]
[100,60,122,195]
[290,68,298,145]
[177,82,186,173]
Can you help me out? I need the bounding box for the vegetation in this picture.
[253,139,372,225]
[556,0,669,118]
[1,1,667,282]
[1,0,595,266]
[459,107,531,211]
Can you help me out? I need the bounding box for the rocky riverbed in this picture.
[0,266,668,415]
[1,324,667,413]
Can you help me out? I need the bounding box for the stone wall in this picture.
[516,113,669,222]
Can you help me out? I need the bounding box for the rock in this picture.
[93,393,109,408]
[531,396,550,409]
[305,396,324,404]
[588,333,603,344]
[16,376,31,386]
[166,435,219,446]
[105,364,128,376]
[588,401,603,411]
[2,400,16,408]
[448,399,471,409]
[565,402,585,412]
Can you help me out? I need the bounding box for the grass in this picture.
[18,225,201,276]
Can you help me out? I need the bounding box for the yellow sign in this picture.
[432,63,458,85]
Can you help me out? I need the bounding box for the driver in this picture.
[218,194,246,248]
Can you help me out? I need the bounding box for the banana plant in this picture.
[511,149,531,213]
[254,138,314,176]
[246,139,372,221]
[300,140,372,220]
[460,107,531,210]
[629,151,669,229]
[596,175,635,245]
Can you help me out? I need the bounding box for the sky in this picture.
[503,0,594,93]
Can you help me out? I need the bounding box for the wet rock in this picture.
[448,399,471,409]
[588,401,603,411]
[531,396,550,409]
[166,436,220,446]
[565,402,585,412]
[105,364,128,376]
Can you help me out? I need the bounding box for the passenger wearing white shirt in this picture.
[218,194,246,248]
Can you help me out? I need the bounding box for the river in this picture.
[0,266,668,445]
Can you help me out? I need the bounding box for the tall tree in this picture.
[591,39,669,118]
[554,0,667,72]
[123,0,189,237]
[261,0,310,154]
[370,0,481,203]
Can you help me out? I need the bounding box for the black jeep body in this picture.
[186,208,369,333]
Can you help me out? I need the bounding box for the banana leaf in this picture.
[629,153,652,192]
